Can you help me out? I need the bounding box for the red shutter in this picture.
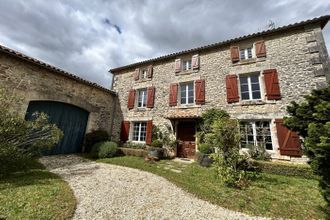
[146,120,153,145]
[147,65,153,78]
[263,69,281,100]
[195,79,205,105]
[226,75,239,103]
[275,119,302,157]
[127,89,136,109]
[134,68,140,81]
[230,46,240,62]
[120,121,130,142]
[255,40,266,57]
[192,54,199,70]
[169,83,178,106]
[175,59,181,73]
[147,86,155,108]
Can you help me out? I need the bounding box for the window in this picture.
[180,82,194,105]
[239,74,261,100]
[140,69,147,79]
[240,47,253,60]
[137,88,147,108]
[182,59,192,71]
[132,122,147,142]
[240,121,273,150]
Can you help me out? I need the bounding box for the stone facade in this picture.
[112,20,329,161]
[0,50,118,140]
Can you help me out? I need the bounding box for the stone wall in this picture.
[112,23,329,161]
[0,51,118,140]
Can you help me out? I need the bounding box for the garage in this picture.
[25,101,89,155]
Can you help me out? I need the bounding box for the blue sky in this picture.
[0,0,329,89]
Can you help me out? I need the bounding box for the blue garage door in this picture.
[25,101,89,155]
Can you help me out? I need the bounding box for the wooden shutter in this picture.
[192,54,199,70]
[275,119,302,157]
[127,89,136,109]
[230,46,240,62]
[226,75,239,103]
[169,83,178,106]
[175,59,181,73]
[263,69,281,100]
[147,86,155,108]
[195,79,205,105]
[146,120,153,145]
[255,40,266,57]
[120,121,130,142]
[134,68,140,81]
[147,65,153,78]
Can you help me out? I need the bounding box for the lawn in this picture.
[0,160,76,219]
[98,156,327,219]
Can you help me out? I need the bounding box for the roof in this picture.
[0,44,116,95]
[165,109,201,119]
[110,15,330,73]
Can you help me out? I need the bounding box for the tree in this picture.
[0,88,63,175]
[284,83,330,215]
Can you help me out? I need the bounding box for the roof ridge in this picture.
[110,15,330,73]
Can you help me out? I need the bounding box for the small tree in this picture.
[284,82,330,215]
[0,88,63,175]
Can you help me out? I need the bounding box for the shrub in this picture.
[98,141,118,158]
[198,143,213,154]
[247,144,271,161]
[0,88,63,176]
[84,130,109,153]
[123,141,146,149]
[90,141,118,159]
[151,139,163,148]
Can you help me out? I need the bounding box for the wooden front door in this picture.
[177,121,196,158]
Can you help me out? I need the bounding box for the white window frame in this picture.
[137,88,147,108]
[240,121,274,151]
[131,121,147,143]
[140,69,147,79]
[239,44,255,60]
[239,74,262,101]
[182,59,192,71]
[179,82,194,105]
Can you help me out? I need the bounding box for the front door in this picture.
[177,121,196,158]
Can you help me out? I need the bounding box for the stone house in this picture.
[111,15,330,161]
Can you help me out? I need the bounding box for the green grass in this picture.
[98,156,327,219]
[0,160,76,219]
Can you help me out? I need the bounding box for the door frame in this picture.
[175,119,198,158]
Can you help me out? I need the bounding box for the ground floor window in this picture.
[132,122,147,142]
[240,121,273,150]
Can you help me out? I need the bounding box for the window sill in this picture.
[232,57,266,66]
[173,104,201,109]
[136,78,152,83]
[230,100,278,106]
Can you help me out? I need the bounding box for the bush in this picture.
[123,141,146,149]
[247,144,271,161]
[84,130,109,153]
[198,143,213,154]
[90,141,118,159]
[151,139,163,148]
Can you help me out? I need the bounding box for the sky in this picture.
[0,0,329,89]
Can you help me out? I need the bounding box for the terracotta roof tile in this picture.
[165,108,201,119]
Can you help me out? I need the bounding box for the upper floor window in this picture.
[240,121,273,150]
[182,59,192,71]
[240,47,253,60]
[239,74,261,100]
[137,88,147,108]
[180,82,194,105]
[132,122,147,142]
[140,69,148,79]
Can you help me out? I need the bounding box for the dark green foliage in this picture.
[254,160,316,179]
[198,143,213,154]
[284,82,330,215]
[248,144,271,161]
[84,130,109,153]
[90,141,118,159]
[151,139,163,148]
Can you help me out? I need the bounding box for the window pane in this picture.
[240,50,245,59]
[251,83,260,91]
[247,48,252,58]
[240,76,248,84]
[240,84,249,92]
[252,91,261,99]
[241,92,250,100]
[250,75,259,83]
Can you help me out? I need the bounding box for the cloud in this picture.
[0,0,329,89]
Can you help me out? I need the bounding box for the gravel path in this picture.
[40,155,267,220]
